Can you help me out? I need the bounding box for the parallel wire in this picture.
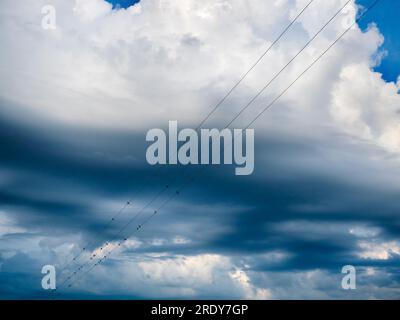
[194,0,316,130]
[54,0,315,289]
[56,179,176,290]
[56,167,166,276]
[55,0,347,292]
[56,0,382,295]
[223,0,352,128]
[56,0,314,276]
[63,179,192,291]
[61,0,380,287]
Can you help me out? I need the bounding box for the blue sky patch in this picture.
[357,0,400,83]
[106,0,140,9]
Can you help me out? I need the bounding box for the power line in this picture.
[223,0,352,128]
[56,181,174,289]
[55,0,348,292]
[57,0,383,295]
[195,0,316,130]
[56,0,313,275]
[58,201,130,273]
[243,2,383,129]
[57,181,157,270]
[54,0,315,289]
[60,180,190,292]
[54,0,380,296]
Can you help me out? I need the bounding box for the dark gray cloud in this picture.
[1,97,399,299]
[1,0,400,299]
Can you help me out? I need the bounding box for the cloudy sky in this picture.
[0,0,399,299]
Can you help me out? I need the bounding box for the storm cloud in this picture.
[0,0,399,299]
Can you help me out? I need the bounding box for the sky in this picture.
[106,0,140,9]
[0,0,400,300]
[357,0,400,82]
